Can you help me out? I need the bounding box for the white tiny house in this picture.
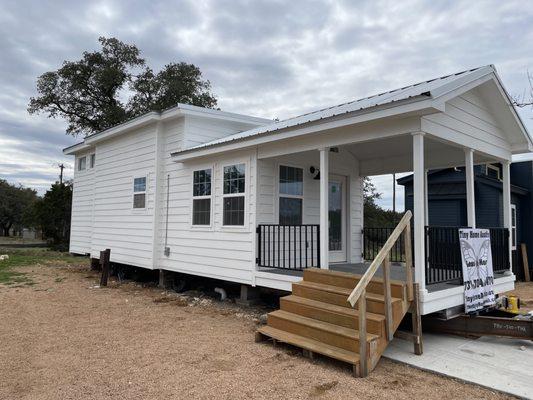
[65,65,532,315]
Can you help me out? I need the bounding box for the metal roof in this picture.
[177,65,492,154]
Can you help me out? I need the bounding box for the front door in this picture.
[329,175,347,263]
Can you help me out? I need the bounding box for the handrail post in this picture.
[404,221,414,301]
[383,254,393,341]
[358,288,367,377]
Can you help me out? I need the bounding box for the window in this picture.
[278,165,303,225]
[486,164,501,180]
[78,156,86,171]
[223,164,245,226]
[192,169,212,225]
[133,177,146,209]
[89,154,96,168]
[511,204,517,250]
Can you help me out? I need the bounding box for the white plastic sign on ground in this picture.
[459,229,495,313]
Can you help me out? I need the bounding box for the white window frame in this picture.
[486,164,501,181]
[89,153,96,169]
[78,156,86,171]
[511,203,517,250]
[191,166,214,229]
[277,163,304,225]
[132,175,147,210]
[221,161,248,229]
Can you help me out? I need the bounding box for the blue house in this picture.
[397,161,533,280]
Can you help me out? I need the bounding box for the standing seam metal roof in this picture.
[176,65,490,154]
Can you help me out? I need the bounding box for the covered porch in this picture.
[254,129,516,314]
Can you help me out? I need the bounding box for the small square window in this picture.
[78,156,86,171]
[193,198,211,225]
[223,164,245,194]
[223,196,245,226]
[134,177,146,192]
[133,193,146,209]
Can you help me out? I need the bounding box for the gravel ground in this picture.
[0,261,514,400]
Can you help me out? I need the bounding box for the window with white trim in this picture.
[78,156,86,171]
[278,165,303,225]
[133,177,146,209]
[223,163,245,226]
[486,164,501,180]
[511,204,517,250]
[89,153,96,168]
[192,168,212,225]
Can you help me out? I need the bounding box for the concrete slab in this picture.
[383,333,533,399]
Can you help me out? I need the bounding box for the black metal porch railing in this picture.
[363,226,511,285]
[362,227,408,263]
[256,224,320,270]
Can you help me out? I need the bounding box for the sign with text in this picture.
[459,229,495,313]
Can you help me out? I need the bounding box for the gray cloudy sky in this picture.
[1,0,532,210]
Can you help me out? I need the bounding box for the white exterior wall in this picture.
[91,125,158,268]
[422,87,511,159]
[257,150,363,264]
[70,150,95,254]
[153,114,261,283]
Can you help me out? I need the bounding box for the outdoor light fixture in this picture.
[310,166,320,180]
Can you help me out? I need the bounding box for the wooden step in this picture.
[257,325,360,365]
[292,281,403,315]
[267,310,379,353]
[280,295,385,335]
[303,268,406,300]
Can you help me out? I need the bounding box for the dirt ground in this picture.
[0,260,514,400]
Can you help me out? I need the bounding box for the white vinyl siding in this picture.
[90,125,157,268]
[257,151,363,264]
[69,151,94,254]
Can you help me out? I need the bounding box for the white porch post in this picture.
[412,133,426,293]
[424,169,429,226]
[465,148,476,228]
[319,147,329,269]
[502,161,512,271]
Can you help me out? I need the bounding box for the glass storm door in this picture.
[328,175,347,263]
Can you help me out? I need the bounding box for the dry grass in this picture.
[0,259,515,400]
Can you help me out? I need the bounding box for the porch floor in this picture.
[258,263,465,293]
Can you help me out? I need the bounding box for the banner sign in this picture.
[459,229,495,313]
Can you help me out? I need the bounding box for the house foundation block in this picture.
[158,269,173,289]
[236,284,260,306]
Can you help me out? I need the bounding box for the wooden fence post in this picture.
[411,282,423,355]
[521,243,531,282]
[100,249,111,286]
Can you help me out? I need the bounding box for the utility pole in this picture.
[59,163,65,185]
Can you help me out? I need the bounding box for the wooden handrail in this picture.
[349,210,413,378]
[347,210,412,307]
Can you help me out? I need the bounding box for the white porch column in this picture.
[319,147,329,269]
[502,161,512,271]
[424,169,429,226]
[465,148,476,228]
[412,133,426,293]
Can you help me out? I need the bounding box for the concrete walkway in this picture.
[383,333,533,399]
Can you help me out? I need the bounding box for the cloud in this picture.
[0,0,532,201]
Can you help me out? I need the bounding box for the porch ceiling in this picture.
[344,135,498,176]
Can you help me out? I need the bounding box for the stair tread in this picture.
[258,325,360,365]
[270,310,379,341]
[282,295,386,322]
[306,268,407,287]
[295,281,403,303]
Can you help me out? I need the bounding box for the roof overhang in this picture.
[171,96,443,162]
[62,104,271,155]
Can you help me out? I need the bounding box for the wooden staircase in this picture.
[256,211,422,377]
